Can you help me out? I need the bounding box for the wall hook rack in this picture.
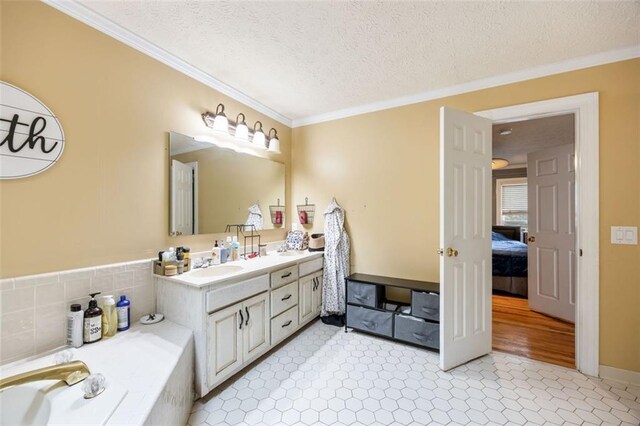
[297,197,315,225]
[269,198,285,226]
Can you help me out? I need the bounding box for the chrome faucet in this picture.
[0,361,91,391]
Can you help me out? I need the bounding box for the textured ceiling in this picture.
[76,1,639,121]
[493,114,574,166]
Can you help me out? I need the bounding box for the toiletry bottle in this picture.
[183,247,191,271]
[225,237,232,262]
[84,293,103,343]
[275,210,282,225]
[231,236,240,261]
[66,303,84,348]
[212,240,221,265]
[220,242,228,264]
[176,253,185,274]
[116,295,130,331]
[102,295,118,338]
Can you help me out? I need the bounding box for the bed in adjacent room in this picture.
[492,225,528,297]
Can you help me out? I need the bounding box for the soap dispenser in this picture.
[84,293,103,343]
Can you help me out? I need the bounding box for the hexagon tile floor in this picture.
[189,321,640,426]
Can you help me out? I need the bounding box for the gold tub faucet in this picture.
[0,361,90,391]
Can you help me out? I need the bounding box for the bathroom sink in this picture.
[279,251,304,257]
[189,265,243,278]
[0,385,52,425]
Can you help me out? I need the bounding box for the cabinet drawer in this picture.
[394,315,439,349]
[270,281,298,318]
[299,257,323,277]
[271,306,299,345]
[411,290,440,321]
[206,274,269,313]
[271,265,298,289]
[347,281,383,308]
[346,305,393,337]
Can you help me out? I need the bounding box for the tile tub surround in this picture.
[189,321,640,426]
[0,320,194,425]
[0,259,155,364]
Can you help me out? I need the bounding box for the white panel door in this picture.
[242,292,270,363]
[207,303,243,386]
[439,107,493,371]
[527,144,576,323]
[171,159,194,236]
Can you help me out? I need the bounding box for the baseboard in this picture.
[599,365,640,387]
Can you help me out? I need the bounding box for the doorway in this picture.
[490,115,576,368]
[439,93,599,377]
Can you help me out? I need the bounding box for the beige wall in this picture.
[173,145,285,233]
[0,1,292,277]
[292,59,640,372]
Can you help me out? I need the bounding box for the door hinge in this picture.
[579,249,583,256]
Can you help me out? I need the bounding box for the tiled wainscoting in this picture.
[0,259,155,364]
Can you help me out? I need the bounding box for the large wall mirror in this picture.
[169,131,285,236]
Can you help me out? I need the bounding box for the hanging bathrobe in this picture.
[321,198,350,317]
[245,203,264,231]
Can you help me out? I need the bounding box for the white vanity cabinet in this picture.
[155,251,324,398]
[299,270,323,325]
[207,292,269,387]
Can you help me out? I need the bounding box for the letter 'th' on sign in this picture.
[0,81,65,179]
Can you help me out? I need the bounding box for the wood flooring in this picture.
[492,293,575,368]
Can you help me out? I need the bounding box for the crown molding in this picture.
[40,0,639,130]
[41,0,293,127]
[292,45,640,128]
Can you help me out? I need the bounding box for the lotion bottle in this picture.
[231,236,240,261]
[102,295,118,338]
[84,293,103,344]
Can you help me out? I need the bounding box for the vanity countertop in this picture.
[155,250,323,288]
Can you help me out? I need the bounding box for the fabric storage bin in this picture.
[411,290,440,321]
[346,305,393,337]
[394,314,439,349]
[347,280,384,308]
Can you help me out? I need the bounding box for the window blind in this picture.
[501,184,527,213]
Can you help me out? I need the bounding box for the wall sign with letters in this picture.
[0,81,65,179]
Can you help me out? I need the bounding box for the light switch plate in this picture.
[611,226,638,245]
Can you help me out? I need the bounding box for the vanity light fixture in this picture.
[235,113,249,141]
[253,121,266,148]
[201,103,280,153]
[492,158,510,170]
[212,103,229,133]
[268,128,280,153]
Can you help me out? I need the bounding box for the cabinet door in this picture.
[242,292,270,363]
[299,275,314,324]
[312,272,323,316]
[207,303,243,386]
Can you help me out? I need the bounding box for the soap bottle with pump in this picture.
[84,293,103,343]
[102,295,118,338]
[212,240,221,265]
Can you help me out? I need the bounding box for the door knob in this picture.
[446,247,458,257]
[527,236,536,243]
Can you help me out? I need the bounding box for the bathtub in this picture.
[0,320,193,425]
